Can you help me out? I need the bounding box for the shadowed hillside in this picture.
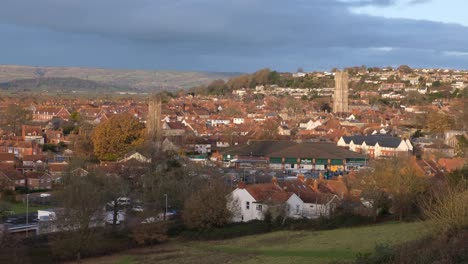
[0,65,239,92]
[0,77,133,93]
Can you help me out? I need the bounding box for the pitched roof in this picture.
[35,106,62,113]
[0,166,23,180]
[0,152,15,162]
[165,121,186,130]
[267,142,366,159]
[244,183,291,202]
[23,154,46,162]
[222,141,295,157]
[24,171,51,179]
[341,135,404,148]
[22,125,42,135]
[276,180,333,204]
[438,158,466,172]
[223,141,366,160]
[425,143,453,149]
[326,179,349,198]
[48,162,68,172]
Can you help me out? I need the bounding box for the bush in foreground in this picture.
[344,230,468,264]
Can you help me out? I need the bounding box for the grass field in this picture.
[80,221,428,264]
[8,202,50,214]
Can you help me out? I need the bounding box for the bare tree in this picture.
[2,104,32,134]
[52,173,107,263]
[182,180,232,229]
[103,176,130,226]
[263,201,289,226]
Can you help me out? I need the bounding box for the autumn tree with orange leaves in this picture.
[358,157,428,220]
[91,113,144,161]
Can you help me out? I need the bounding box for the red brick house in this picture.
[24,171,53,190]
[0,140,41,157]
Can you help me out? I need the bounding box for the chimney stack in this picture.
[313,179,319,192]
[319,173,325,181]
[238,182,246,189]
[272,176,278,185]
[297,174,305,182]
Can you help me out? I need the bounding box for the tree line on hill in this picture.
[190,68,336,95]
[189,65,425,96]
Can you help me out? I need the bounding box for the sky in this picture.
[0,0,467,72]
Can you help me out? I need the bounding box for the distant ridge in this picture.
[0,65,240,92]
[0,77,133,93]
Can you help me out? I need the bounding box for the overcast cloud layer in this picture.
[0,0,467,72]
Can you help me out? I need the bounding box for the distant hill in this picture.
[0,77,133,93]
[0,65,240,92]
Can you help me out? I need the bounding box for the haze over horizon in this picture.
[1,0,468,72]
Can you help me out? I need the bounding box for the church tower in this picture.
[333,71,349,113]
[147,95,162,147]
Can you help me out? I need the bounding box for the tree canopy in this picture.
[91,113,144,161]
[358,157,427,220]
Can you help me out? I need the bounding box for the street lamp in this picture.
[26,193,29,237]
[164,194,168,221]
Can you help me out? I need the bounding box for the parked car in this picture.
[132,205,144,212]
[107,197,131,208]
[105,211,125,225]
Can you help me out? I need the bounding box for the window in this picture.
[295,205,300,214]
[245,201,250,210]
[256,205,262,211]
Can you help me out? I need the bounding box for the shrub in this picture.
[180,220,272,240]
[423,184,468,235]
[131,222,168,246]
[348,230,468,264]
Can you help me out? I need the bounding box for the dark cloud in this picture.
[0,0,466,71]
[408,0,431,5]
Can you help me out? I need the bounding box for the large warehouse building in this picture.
[220,140,367,171]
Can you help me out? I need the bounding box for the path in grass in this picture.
[81,221,428,264]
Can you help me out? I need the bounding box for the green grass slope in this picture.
[81,221,428,264]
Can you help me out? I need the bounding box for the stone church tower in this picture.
[333,71,349,113]
[147,95,162,146]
